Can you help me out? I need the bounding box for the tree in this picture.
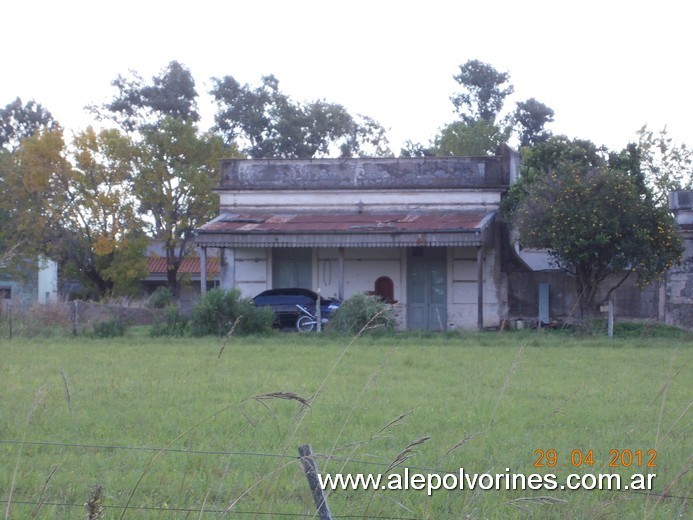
[210,74,390,158]
[0,97,57,151]
[431,119,513,157]
[6,126,148,296]
[0,98,58,267]
[416,59,525,158]
[451,59,514,125]
[96,62,242,297]
[64,127,148,296]
[635,126,692,205]
[94,61,199,132]
[133,117,227,296]
[507,139,683,316]
[514,98,554,147]
[6,127,71,261]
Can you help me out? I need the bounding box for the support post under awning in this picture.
[477,245,484,330]
[337,247,345,301]
[200,246,207,297]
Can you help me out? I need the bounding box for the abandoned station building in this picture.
[194,148,693,331]
[195,147,518,330]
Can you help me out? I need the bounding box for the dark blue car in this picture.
[252,288,340,330]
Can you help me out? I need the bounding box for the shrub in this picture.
[328,293,396,335]
[150,304,188,337]
[146,286,174,309]
[189,288,275,336]
[92,319,126,338]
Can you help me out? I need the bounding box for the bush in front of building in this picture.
[92,318,126,338]
[328,293,396,335]
[189,288,275,336]
[150,304,188,337]
[146,286,174,309]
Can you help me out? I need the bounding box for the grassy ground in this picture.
[0,327,690,519]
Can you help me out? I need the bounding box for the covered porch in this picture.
[195,210,499,330]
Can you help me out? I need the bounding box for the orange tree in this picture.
[505,137,683,316]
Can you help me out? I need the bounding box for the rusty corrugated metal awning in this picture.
[195,211,496,248]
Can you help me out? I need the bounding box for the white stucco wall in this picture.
[231,248,269,298]
[37,256,58,304]
[447,246,503,329]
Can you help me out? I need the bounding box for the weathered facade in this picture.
[665,190,693,329]
[195,146,520,330]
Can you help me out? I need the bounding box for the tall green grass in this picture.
[1,329,690,519]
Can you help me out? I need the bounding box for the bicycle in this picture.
[295,304,329,332]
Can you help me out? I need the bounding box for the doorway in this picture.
[272,248,312,288]
[407,247,447,330]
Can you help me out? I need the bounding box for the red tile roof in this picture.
[147,257,220,275]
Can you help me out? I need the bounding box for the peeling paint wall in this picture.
[666,191,693,330]
[219,155,510,191]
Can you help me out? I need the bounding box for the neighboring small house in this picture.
[0,256,58,311]
[195,146,520,330]
[143,256,220,313]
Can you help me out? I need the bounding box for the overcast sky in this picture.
[3,0,690,153]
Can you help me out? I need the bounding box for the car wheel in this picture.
[296,315,315,332]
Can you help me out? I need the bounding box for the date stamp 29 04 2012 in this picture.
[533,448,657,469]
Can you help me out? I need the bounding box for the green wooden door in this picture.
[407,248,447,330]
[272,248,312,288]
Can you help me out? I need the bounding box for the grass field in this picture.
[1,327,691,519]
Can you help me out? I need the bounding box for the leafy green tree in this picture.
[211,74,390,158]
[635,126,692,205]
[94,61,199,132]
[96,62,243,297]
[431,119,513,157]
[507,140,683,316]
[0,97,58,266]
[133,117,227,296]
[503,136,608,217]
[417,59,536,158]
[0,97,58,151]
[451,59,514,125]
[65,127,148,296]
[420,60,554,157]
[514,98,554,147]
[6,126,148,296]
[6,127,71,264]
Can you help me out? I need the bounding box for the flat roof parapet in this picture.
[218,154,513,191]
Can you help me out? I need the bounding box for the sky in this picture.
[3,0,691,153]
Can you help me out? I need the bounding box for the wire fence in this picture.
[0,438,686,519]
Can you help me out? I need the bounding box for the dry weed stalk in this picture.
[376,409,414,436]
[217,315,243,360]
[30,464,59,518]
[385,436,431,472]
[445,432,483,456]
[60,368,73,418]
[488,343,525,429]
[646,454,691,515]
[251,391,311,410]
